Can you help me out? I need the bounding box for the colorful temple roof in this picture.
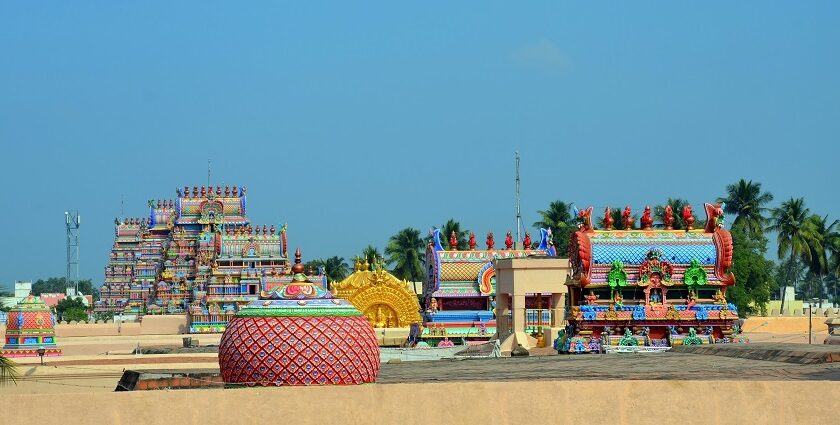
[569,203,734,288]
[426,228,554,298]
[2,294,62,357]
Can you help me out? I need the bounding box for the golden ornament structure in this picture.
[332,258,423,329]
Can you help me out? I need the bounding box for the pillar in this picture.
[496,294,510,339]
[551,293,566,327]
[512,294,526,334]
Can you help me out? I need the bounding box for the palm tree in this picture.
[385,228,426,282]
[654,198,690,229]
[0,354,18,385]
[717,179,774,236]
[440,219,469,250]
[534,200,574,254]
[768,198,819,312]
[805,215,839,303]
[359,245,381,265]
[322,256,350,282]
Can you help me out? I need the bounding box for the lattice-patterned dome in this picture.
[218,298,380,386]
[2,294,62,357]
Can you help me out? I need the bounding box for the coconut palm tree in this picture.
[768,198,819,312]
[385,228,426,282]
[805,215,840,303]
[654,198,690,229]
[717,179,774,236]
[534,200,574,253]
[440,219,469,250]
[0,354,18,385]
[359,245,381,265]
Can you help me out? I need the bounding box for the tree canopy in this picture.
[385,227,426,282]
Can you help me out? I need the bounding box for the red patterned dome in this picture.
[219,302,379,386]
[218,255,380,386]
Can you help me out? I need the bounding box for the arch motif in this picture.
[346,285,422,328]
[477,262,495,295]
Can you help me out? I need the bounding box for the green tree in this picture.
[804,214,839,301]
[533,200,574,256]
[322,256,350,282]
[653,198,691,229]
[717,179,774,237]
[385,228,426,282]
[32,277,99,300]
[727,225,776,316]
[440,219,469,250]
[55,298,87,320]
[359,245,381,264]
[768,198,819,312]
[304,257,350,282]
[62,308,88,322]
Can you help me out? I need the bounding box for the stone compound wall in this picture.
[1,380,838,425]
[0,314,190,338]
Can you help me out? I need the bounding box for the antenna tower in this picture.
[65,210,81,295]
[515,151,522,249]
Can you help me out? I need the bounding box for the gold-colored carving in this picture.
[665,305,680,321]
[334,267,422,328]
[605,304,618,320]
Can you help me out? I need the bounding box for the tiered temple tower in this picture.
[96,186,323,333]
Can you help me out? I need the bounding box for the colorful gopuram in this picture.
[2,294,62,357]
[218,249,380,386]
[333,258,423,329]
[96,186,324,333]
[565,203,738,351]
[423,228,556,340]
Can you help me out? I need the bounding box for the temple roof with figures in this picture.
[174,185,249,226]
[569,203,734,288]
[425,228,555,298]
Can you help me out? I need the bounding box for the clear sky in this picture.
[1,2,838,288]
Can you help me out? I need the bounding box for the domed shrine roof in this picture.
[2,294,62,358]
[218,249,380,386]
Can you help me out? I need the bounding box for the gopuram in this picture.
[564,203,738,352]
[423,228,557,341]
[97,186,324,333]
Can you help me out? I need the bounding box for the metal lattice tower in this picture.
[514,151,523,249]
[65,210,81,294]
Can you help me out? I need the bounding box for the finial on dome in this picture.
[292,248,304,273]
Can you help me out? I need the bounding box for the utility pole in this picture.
[65,210,81,295]
[515,151,522,249]
[207,159,211,187]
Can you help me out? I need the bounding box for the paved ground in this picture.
[377,351,840,383]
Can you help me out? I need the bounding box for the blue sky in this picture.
[1,2,838,288]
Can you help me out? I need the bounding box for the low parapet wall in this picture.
[0,315,188,338]
[743,316,829,334]
[1,380,837,424]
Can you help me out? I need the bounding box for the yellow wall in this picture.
[1,380,838,425]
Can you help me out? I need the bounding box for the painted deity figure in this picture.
[713,289,726,305]
[613,291,624,309]
[650,288,662,304]
[553,329,566,354]
[468,232,476,250]
[504,231,514,249]
[603,207,614,230]
[429,297,439,313]
[522,232,531,249]
[664,205,675,230]
[682,205,695,230]
[486,231,495,250]
[622,206,633,230]
[686,290,698,308]
[585,290,599,305]
[641,206,653,230]
[449,231,458,251]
